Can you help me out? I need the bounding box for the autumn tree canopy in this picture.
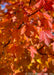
[0,0,54,75]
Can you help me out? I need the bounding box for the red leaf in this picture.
[39,30,53,46]
[29,46,37,59]
[33,0,43,8]
[43,12,53,22]
[20,26,26,35]
[48,21,52,29]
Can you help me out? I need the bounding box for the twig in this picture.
[17,22,24,29]
[3,40,10,48]
[37,41,54,56]
[28,7,43,17]
[29,0,31,6]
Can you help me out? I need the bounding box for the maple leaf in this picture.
[42,12,53,29]
[29,46,37,59]
[47,21,52,29]
[11,64,15,72]
[33,0,43,9]
[33,0,47,9]
[39,30,54,46]
[33,0,53,10]
[24,34,30,42]
[43,12,53,22]
[20,26,26,35]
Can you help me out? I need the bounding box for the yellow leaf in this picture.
[37,59,42,64]
[14,58,17,62]
[28,63,32,69]
[35,35,39,39]
[45,61,49,68]
[31,59,35,63]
